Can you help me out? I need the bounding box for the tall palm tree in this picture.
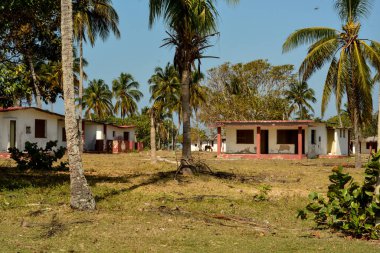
[149,0,239,161]
[149,63,181,151]
[283,0,380,168]
[73,0,120,150]
[112,73,143,119]
[60,0,95,210]
[284,81,316,120]
[82,79,113,120]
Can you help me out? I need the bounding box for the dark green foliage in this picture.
[298,152,380,239]
[9,141,67,171]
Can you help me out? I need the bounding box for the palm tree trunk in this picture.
[27,55,42,108]
[78,33,84,153]
[181,69,191,160]
[172,115,175,151]
[150,110,157,163]
[353,106,361,168]
[61,0,95,210]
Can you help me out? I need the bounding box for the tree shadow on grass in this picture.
[0,167,146,191]
[94,171,177,202]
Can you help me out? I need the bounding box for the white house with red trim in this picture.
[0,107,142,154]
[215,120,350,159]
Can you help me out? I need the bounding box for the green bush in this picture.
[298,152,380,239]
[9,141,68,171]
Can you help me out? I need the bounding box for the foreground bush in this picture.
[9,141,68,171]
[298,153,380,239]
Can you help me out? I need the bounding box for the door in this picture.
[10,120,16,148]
[123,132,130,141]
[260,130,269,154]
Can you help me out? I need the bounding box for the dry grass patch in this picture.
[0,151,379,252]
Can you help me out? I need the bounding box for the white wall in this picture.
[224,124,331,155]
[333,129,349,155]
[0,109,64,151]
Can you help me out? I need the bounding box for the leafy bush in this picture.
[298,152,380,239]
[9,141,68,171]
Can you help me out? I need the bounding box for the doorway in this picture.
[10,120,16,148]
[260,130,269,154]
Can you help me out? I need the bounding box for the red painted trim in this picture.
[256,126,261,157]
[218,153,306,160]
[298,126,303,160]
[217,127,222,156]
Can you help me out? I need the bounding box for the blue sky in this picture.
[52,0,380,120]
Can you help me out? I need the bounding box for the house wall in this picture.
[333,129,349,155]
[225,125,312,154]
[306,124,328,157]
[106,126,136,141]
[84,122,103,151]
[224,124,331,156]
[0,109,64,151]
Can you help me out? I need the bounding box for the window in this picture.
[277,130,298,144]
[35,119,46,138]
[339,129,342,138]
[311,130,316,144]
[113,131,116,137]
[62,128,66,142]
[26,126,31,134]
[236,130,254,144]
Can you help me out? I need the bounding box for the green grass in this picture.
[0,151,379,252]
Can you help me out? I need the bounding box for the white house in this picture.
[0,107,66,151]
[0,107,141,153]
[352,136,377,155]
[215,120,350,159]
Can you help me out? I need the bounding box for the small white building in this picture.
[215,120,350,159]
[352,136,377,154]
[0,107,141,153]
[0,107,66,151]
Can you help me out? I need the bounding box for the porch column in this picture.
[256,126,261,157]
[298,126,303,159]
[217,127,221,156]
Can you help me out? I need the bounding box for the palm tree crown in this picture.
[112,73,143,119]
[284,81,316,120]
[83,79,113,120]
[283,0,380,167]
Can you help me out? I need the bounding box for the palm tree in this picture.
[60,0,95,210]
[112,73,143,119]
[283,0,380,168]
[284,81,316,120]
[82,79,113,120]
[73,0,120,150]
[149,0,239,161]
[149,63,181,150]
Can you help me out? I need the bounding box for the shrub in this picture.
[9,141,68,171]
[298,152,380,239]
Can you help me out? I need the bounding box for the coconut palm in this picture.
[112,73,143,119]
[284,81,316,120]
[60,0,95,210]
[73,0,120,150]
[283,0,380,168]
[149,63,181,150]
[82,79,113,120]
[149,0,239,161]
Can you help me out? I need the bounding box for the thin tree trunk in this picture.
[181,69,191,160]
[353,106,361,168]
[27,56,42,108]
[78,34,84,153]
[150,110,157,163]
[172,115,175,150]
[61,0,95,210]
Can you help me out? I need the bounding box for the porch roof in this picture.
[215,120,316,127]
